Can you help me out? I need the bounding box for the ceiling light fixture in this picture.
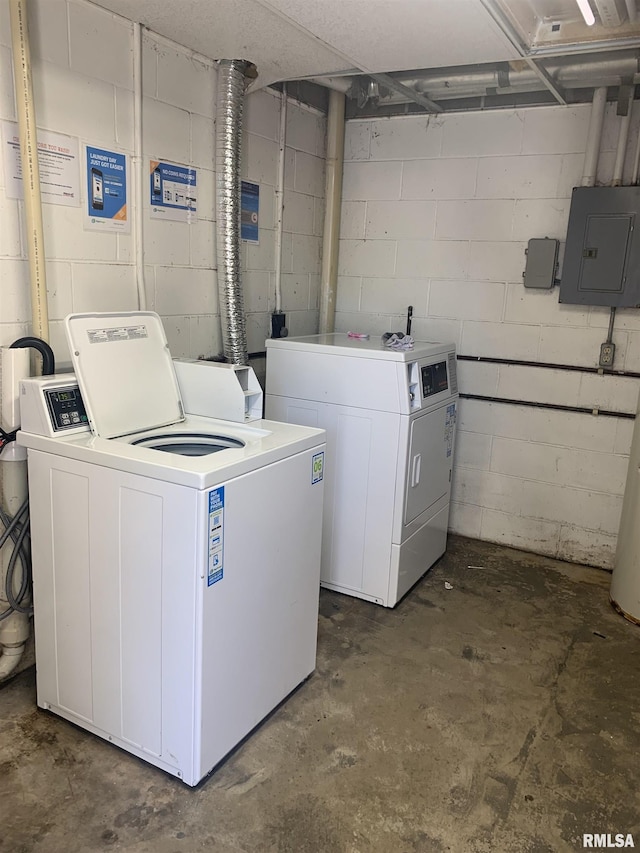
[575,0,596,25]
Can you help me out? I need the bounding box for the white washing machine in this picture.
[18,312,326,786]
[266,333,458,608]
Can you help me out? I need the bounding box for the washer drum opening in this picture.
[131,432,246,457]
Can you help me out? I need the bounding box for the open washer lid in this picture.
[65,311,185,439]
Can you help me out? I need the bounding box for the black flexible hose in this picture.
[10,336,55,375]
[1,339,45,625]
[0,499,31,621]
[6,515,31,614]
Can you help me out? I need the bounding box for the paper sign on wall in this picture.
[149,160,197,222]
[85,145,129,232]
[241,180,259,242]
[1,122,80,206]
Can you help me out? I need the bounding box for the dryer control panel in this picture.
[407,348,458,413]
[421,361,449,399]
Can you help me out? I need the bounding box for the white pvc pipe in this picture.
[274,85,287,314]
[611,386,640,623]
[632,118,640,185]
[319,90,345,335]
[613,93,634,186]
[0,644,27,681]
[581,87,608,187]
[133,22,146,310]
[9,0,49,343]
[624,0,637,21]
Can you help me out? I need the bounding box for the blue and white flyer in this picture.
[149,160,197,222]
[85,145,129,232]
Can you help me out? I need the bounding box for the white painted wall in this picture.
[2,0,635,571]
[337,105,640,568]
[0,0,325,364]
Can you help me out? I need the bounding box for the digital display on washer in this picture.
[421,361,448,398]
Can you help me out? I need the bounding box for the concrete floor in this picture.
[1,535,639,853]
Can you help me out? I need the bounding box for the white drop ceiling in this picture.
[92,0,640,103]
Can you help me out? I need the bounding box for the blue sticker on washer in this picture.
[312,452,324,484]
[208,487,224,586]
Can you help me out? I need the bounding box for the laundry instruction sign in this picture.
[2,122,80,206]
[85,146,129,232]
[207,487,224,587]
[150,160,197,222]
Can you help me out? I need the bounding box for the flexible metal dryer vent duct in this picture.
[216,59,253,365]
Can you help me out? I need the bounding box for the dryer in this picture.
[18,312,326,786]
[265,333,458,608]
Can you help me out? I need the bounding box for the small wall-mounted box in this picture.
[523,238,559,289]
[559,186,640,307]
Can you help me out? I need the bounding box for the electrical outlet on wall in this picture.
[599,342,615,367]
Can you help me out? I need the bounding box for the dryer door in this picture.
[404,403,454,525]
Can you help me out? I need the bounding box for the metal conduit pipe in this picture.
[319,91,346,335]
[312,57,640,104]
[215,60,253,365]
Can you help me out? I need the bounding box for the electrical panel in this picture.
[559,186,640,307]
[523,238,559,289]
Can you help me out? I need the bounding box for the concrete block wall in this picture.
[243,91,325,353]
[337,105,640,568]
[0,0,325,365]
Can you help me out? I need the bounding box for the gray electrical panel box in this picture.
[523,238,559,289]
[559,186,640,307]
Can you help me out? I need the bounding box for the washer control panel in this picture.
[44,386,88,432]
[19,375,91,438]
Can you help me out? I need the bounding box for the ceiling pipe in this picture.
[309,56,640,106]
[624,0,637,21]
[367,71,442,113]
[319,90,346,335]
[613,88,634,185]
[478,0,566,103]
[582,86,608,186]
